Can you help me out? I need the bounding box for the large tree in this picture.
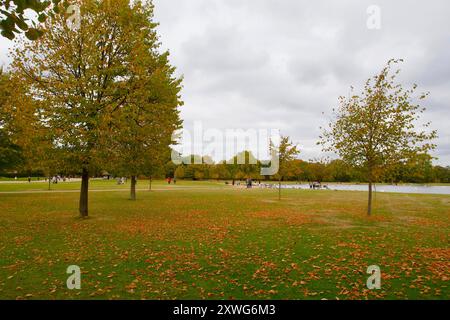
[320,59,437,215]
[105,5,183,200]
[12,0,158,217]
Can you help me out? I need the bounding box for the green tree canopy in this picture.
[0,0,63,40]
[104,1,183,200]
[0,70,23,173]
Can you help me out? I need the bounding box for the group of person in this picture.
[227,179,264,189]
[309,182,329,190]
[117,177,127,185]
[44,176,69,184]
[227,180,330,190]
[167,177,177,185]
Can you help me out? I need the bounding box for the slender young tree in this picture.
[320,59,437,215]
[271,136,300,200]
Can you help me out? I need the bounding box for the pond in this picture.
[277,183,450,195]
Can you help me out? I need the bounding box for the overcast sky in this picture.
[1,0,449,164]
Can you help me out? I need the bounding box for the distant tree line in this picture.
[169,153,449,184]
[4,149,449,184]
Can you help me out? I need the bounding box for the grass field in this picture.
[0,179,224,192]
[0,181,448,300]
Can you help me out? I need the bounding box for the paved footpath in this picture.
[0,186,232,195]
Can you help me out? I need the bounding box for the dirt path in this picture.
[0,186,231,195]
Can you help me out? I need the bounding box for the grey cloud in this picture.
[0,0,448,165]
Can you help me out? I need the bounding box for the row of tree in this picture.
[171,155,449,185]
[0,0,183,217]
[4,148,448,186]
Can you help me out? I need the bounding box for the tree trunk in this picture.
[149,176,152,191]
[79,168,89,218]
[278,178,282,201]
[48,176,51,191]
[130,175,137,200]
[368,180,373,216]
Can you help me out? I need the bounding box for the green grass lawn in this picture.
[0,183,448,300]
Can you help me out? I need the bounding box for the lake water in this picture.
[276,184,450,195]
